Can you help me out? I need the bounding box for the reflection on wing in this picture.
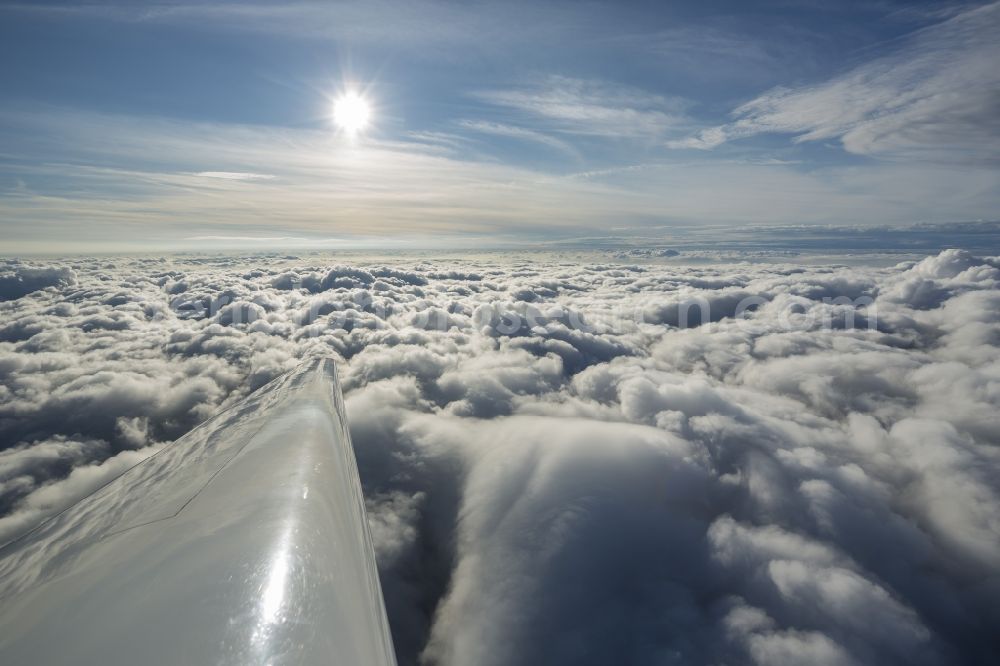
[0,358,396,666]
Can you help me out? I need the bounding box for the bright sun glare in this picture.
[333,92,371,135]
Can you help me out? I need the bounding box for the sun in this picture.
[333,92,371,136]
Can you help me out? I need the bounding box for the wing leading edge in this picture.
[0,358,397,666]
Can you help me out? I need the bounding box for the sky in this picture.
[1,0,998,251]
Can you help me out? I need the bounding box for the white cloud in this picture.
[670,2,1000,163]
[0,0,601,53]
[184,235,313,242]
[1,249,999,664]
[2,104,999,250]
[0,107,662,248]
[456,120,581,158]
[474,75,690,139]
[0,264,76,301]
[193,171,275,180]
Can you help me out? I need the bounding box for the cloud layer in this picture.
[1,250,999,664]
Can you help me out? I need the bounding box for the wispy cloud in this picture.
[0,0,594,55]
[456,120,580,158]
[183,235,310,241]
[194,171,275,181]
[639,25,803,76]
[0,107,653,247]
[668,1,1000,164]
[474,76,690,139]
[2,103,998,251]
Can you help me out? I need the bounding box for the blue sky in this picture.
[1,0,998,251]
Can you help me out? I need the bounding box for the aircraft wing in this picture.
[0,358,397,666]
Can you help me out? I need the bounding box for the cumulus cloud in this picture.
[0,249,998,664]
[0,262,76,301]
